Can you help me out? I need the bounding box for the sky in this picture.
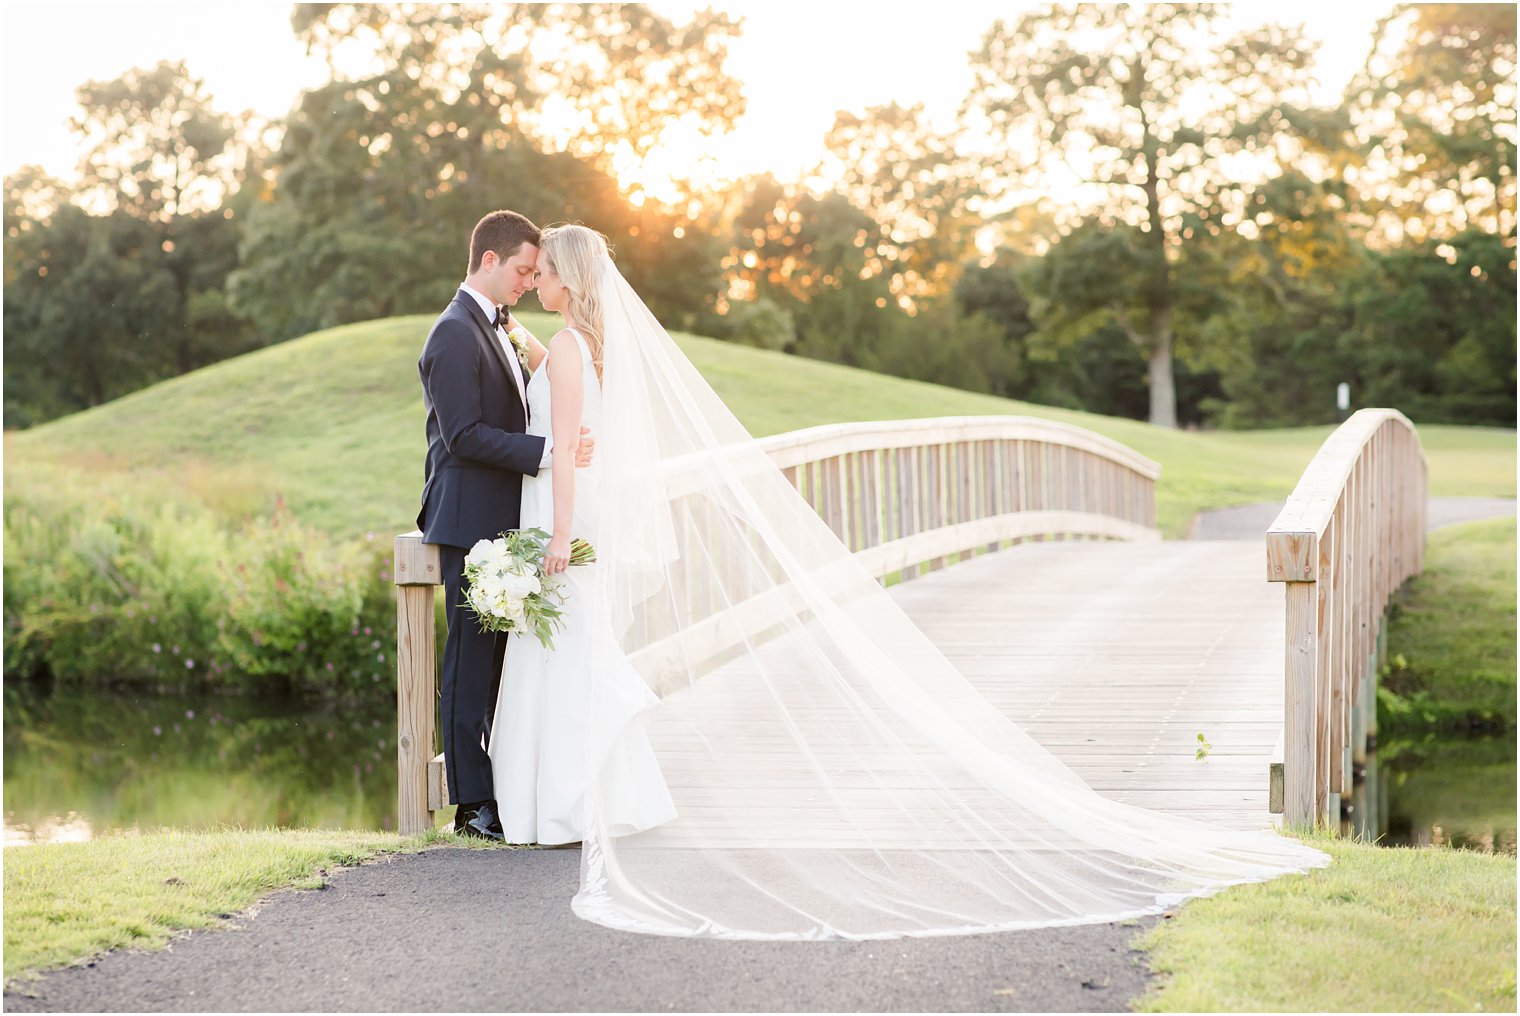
[1,1,1394,195]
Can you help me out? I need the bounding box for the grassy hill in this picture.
[7,311,1515,540]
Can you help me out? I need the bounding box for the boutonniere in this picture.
[504,324,531,372]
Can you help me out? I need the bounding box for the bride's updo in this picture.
[539,224,610,383]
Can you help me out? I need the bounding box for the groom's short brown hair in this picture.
[468,210,541,273]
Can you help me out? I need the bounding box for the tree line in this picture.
[5,3,1514,431]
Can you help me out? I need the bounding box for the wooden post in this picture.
[1328,507,1345,800]
[394,532,441,836]
[924,444,936,571]
[1284,579,1319,829]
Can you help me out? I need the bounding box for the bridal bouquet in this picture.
[462,528,596,649]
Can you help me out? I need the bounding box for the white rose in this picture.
[497,595,525,626]
[501,570,540,599]
[475,573,507,600]
[465,539,498,569]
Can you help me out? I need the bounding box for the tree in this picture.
[962,4,1319,427]
[4,64,261,425]
[1345,229,1517,425]
[71,60,238,223]
[230,5,736,341]
[725,179,901,367]
[952,252,1035,398]
[69,60,256,374]
[1346,3,1517,241]
[819,103,981,304]
[3,170,179,419]
[291,4,744,190]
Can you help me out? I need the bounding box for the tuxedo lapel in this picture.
[454,295,511,377]
[449,293,528,407]
[446,292,532,425]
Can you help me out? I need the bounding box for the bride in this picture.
[489,225,677,846]
[492,223,1329,939]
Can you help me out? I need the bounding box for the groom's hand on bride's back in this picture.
[576,427,595,467]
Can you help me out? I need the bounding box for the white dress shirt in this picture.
[458,284,552,467]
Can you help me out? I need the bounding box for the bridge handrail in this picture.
[392,413,1162,834]
[757,415,1161,478]
[1265,408,1428,829]
[754,415,1160,579]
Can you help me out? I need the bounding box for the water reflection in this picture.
[3,682,1514,853]
[5,811,93,846]
[3,682,399,844]
[1372,734,1517,855]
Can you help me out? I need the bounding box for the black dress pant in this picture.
[437,543,508,806]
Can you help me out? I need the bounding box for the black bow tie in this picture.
[490,307,506,330]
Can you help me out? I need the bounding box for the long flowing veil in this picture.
[573,253,1328,939]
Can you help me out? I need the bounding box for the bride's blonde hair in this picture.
[540,224,610,383]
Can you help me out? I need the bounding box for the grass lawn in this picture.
[7,313,1514,540]
[2,828,415,983]
[1136,834,1517,1012]
[1380,515,1517,731]
[1,822,518,985]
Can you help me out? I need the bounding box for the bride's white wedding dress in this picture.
[495,257,1327,940]
[488,328,677,845]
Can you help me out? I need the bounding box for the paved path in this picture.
[1188,495,1515,540]
[4,850,1155,1013]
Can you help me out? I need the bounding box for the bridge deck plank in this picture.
[887,538,1282,832]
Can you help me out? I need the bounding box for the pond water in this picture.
[3,683,397,843]
[1370,734,1517,854]
[4,682,1515,853]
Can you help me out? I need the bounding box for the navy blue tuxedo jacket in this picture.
[416,293,546,549]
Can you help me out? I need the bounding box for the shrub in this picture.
[4,460,394,697]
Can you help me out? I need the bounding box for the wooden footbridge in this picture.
[394,409,1426,837]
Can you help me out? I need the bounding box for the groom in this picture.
[417,209,592,840]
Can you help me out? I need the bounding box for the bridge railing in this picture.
[756,415,1160,579]
[1266,409,1427,830]
[393,414,1161,834]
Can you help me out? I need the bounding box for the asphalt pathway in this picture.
[4,847,1158,1013]
[1188,494,1514,540]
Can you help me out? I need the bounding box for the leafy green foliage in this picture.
[2,60,260,426]
[1346,230,1517,426]
[2,461,393,696]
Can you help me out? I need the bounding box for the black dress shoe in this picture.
[457,800,505,842]
[451,800,481,833]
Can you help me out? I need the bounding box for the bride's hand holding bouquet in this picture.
[461,528,594,648]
